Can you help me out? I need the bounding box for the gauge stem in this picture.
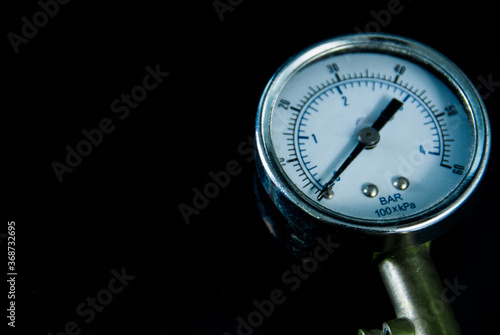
[376,243,462,334]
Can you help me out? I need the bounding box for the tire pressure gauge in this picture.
[254,33,490,334]
[256,33,489,247]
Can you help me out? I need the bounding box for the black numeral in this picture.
[445,104,458,117]
[278,99,290,110]
[394,64,406,75]
[327,63,339,73]
[452,164,465,175]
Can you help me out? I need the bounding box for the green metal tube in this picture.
[376,243,461,335]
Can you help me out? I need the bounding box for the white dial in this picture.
[270,52,474,221]
[257,34,489,233]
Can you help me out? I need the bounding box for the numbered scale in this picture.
[255,34,490,334]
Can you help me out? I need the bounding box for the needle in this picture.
[317,98,403,201]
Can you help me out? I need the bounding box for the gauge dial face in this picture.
[266,47,479,224]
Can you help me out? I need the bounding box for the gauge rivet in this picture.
[362,184,379,198]
[358,127,380,148]
[324,187,334,199]
[393,177,410,190]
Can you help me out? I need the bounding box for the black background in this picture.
[3,1,499,334]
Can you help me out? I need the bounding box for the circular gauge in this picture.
[255,33,490,244]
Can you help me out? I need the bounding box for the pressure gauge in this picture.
[255,33,490,248]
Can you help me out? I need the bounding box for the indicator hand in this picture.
[371,98,404,131]
[317,141,365,201]
[317,98,403,201]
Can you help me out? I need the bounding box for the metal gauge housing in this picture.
[255,33,490,249]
